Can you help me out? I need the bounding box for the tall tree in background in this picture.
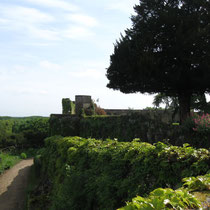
[106,0,210,123]
[153,93,210,120]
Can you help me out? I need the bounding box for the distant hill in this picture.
[0,116,49,120]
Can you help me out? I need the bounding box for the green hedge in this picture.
[34,136,210,210]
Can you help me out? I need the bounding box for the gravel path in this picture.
[0,159,33,210]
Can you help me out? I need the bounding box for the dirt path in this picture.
[0,159,33,210]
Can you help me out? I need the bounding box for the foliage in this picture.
[13,118,49,147]
[51,112,173,142]
[182,113,210,145]
[94,103,107,115]
[62,98,75,114]
[106,0,210,122]
[33,136,210,210]
[49,115,80,136]
[0,117,49,148]
[50,113,210,148]
[20,152,27,159]
[80,114,171,143]
[118,188,201,210]
[120,173,210,209]
[0,120,14,147]
[153,93,179,110]
[26,164,51,210]
[153,93,210,113]
[193,113,210,133]
[182,174,210,192]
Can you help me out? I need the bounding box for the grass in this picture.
[0,151,21,174]
[0,146,41,174]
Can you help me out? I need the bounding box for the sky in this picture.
[0,0,156,116]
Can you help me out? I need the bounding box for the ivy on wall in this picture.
[49,113,210,148]
[62,98,75,114]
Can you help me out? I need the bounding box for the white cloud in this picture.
[0,65,28,75]
[25,0,79,11]
[70,69,103,79]
[0,5,60,40]
[40,60,62,71]
[17,88,48,95]
[28,26,60,41]
[108,0,138,14]
[0,4,97,41]
[0,18,9,24]
[0,6,54,24]
[13,65,28,74]
[63,26,94,39]
[66,14,98,27]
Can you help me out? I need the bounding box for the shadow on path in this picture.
[0,162,33,210]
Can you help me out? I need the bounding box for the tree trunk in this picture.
[178,93,191,124]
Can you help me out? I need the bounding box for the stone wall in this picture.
[75,95,92,115]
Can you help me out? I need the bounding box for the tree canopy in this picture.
[106,0,210,122]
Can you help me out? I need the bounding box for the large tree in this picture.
[106,0,210,123]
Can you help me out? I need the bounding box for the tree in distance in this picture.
[153,93,210,121]
[106,0,210,123]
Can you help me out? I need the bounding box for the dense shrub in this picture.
[35,136,210,210]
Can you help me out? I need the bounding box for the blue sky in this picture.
[0,0,156,116]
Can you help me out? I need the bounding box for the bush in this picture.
[34,136,210,210]
[118,188,201,210]
[182,173,210,192]
[20,152,27,159]
[193,113,210,132]
[120,173,210,209]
